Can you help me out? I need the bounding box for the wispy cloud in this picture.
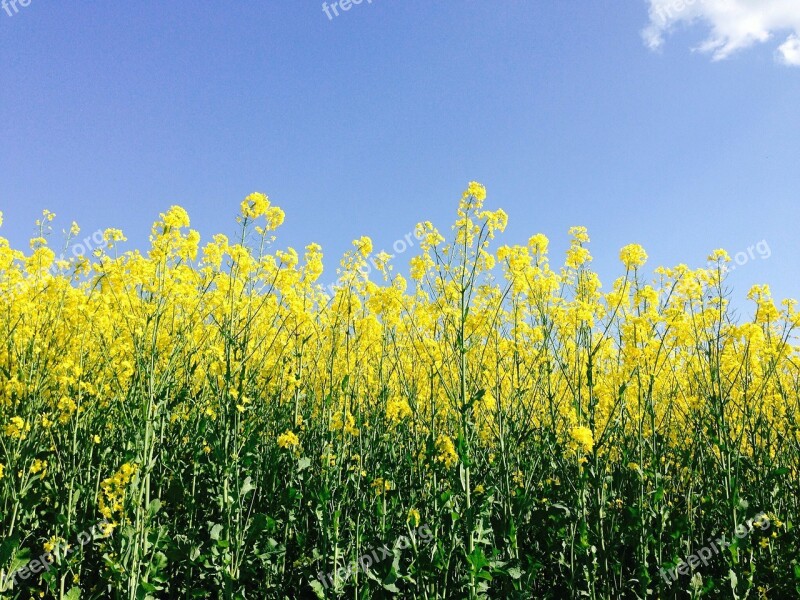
[643,0,800,66]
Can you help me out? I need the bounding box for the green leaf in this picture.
[64,587,81,600]
[467,547,490,573]
[309,580,326,599]
[240,476,256,497]
[0,538,20,568]
[139,581,157,594]
[151,551,168,571]
[7,547,31,576]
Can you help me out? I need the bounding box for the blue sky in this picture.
[1,1,799,305]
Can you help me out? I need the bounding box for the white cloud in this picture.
[643,0,800,66]
[777,34,800,65]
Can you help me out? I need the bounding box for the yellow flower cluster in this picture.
[4,416,30,439]
[435,434,459,469]
[98,463,138,523]
[277,429,300,449]
[570,426,594,455]
[619,244,648,270]
[385,397,412,424]
[43,535,66,554]
[0,183,797,596]
[330,410,360,437]
[371,477,393,495]
[30,458,48,476]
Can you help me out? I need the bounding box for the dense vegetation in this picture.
[1,184,798,598]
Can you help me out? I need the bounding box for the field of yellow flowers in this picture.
[1,183,798,599]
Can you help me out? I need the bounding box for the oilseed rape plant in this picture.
[0,183,798,599]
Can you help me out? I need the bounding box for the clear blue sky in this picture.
[1,1,799,305]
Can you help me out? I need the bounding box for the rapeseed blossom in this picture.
[277,430,300,449]
[0,182,796,597]
[570,426,594,455]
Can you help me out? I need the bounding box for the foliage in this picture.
[0,186,798,599]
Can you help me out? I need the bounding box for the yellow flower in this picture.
[4,416,30,440]
[570,426,594,455]
[330,411,359,436]
[707,248,730,263]
[57,396,78,423]
[513,470,524,487]
[354,236,373,257]
[528,233,549,254]
[435,434,459,469]
[44,536,65,554]
[619,244,648,270]
[30,459,48,476]
[409,255,429,280]
[462,181,487,203]
[103,228,127,245]
[385,397,412,424]
[566,241,592,269]
[161,205,190,229]
[98,463,138,520]
[766,512,783,528]
[371,477,393,495]
[240,192,271,219]
[407,508,421,526]
[0,463,4,480]
[265,206,285,231]
[568,226,590,243]
[277,430,300,449]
